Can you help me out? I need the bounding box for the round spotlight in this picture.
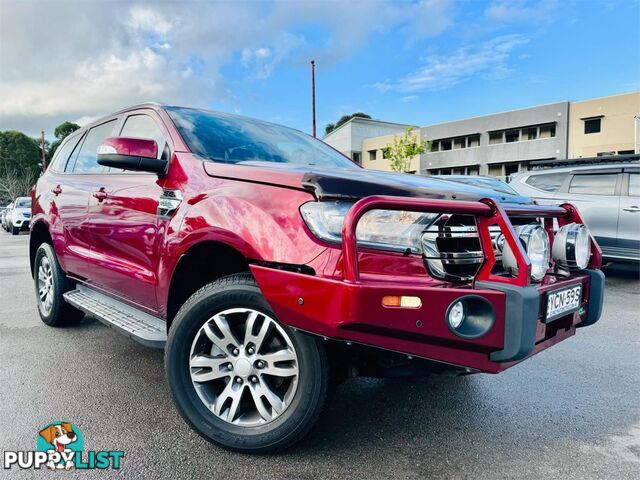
[552,223,591,270]
[448,301,465,329]
[446,296,495,339]
[502,224,550,282]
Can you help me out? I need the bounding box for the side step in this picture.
[63,285,166,348]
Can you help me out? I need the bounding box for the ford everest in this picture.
[31,103,604,452]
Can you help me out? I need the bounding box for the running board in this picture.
[63,285,166,348]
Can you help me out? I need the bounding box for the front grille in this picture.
[422,215,503,282]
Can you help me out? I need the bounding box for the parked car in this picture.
[7,197,32,235]
[1,202,12,231]
[434,175,522,197]
[510,163,640,262]
[30,103,604,453]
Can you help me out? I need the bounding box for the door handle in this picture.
[623,206,640,212]
[93,189,108,201]
[51,185,62,195]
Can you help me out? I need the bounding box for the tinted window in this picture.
[51,134,81,172]
[629,173,639,196]
[166,107,357,169]
[525,172,568,192]
[15,198,31,208]
[569,174,617,195]
[120,115,168,159]
[584,118,601,134]
[70,120,117,173]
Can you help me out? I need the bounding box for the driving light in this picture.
[300,201,437,253]
[446,296,495,338]
[502,224,550,282]
[552,223,590,270]
[448,301,465,329]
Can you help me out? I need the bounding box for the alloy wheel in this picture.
[189,308,299,426]
[37,256,54,316]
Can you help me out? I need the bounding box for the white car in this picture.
[510,163,639,262]
[7,197,32,235]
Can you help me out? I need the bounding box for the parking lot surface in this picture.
[0,231,638,479]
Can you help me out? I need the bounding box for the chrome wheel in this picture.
[189,308,299,426]
[37,256,54,316]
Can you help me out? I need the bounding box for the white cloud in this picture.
[484,0,559,24]
[0,0,456,135]
[375,34,530,93]
[401,95,420,103]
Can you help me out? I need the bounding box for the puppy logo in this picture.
[37,422,83,470]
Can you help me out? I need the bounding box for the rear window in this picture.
[568,174,617,196]
[629,173,639,196]
[525,172,568,192]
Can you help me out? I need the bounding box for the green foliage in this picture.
[383,128,429,173]
[325,112,371,135]
[0,130,41,176]
[48,121,80,159]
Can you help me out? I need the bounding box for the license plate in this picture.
[545,284,582,322]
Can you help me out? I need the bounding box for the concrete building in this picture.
[567,92,640,158]
[322,92,640,178]
[322,117,415,165]
[421,102,569,177]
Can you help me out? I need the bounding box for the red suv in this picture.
[31,103,604,453]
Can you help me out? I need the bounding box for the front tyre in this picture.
[34,243,84,326]
[166,273,329,453]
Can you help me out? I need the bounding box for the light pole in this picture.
[311,60,316,138]
[634,115,639,154]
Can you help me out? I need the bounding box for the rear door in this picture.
[559,170,622,257]
[85,111,171,311]
[617,168,640,260]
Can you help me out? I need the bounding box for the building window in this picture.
[618,150,634,155]
[504,163,519,176]
[539,124,556,138]
[523,126,538,140]
[430,140,440,152]
[489,132,503,145]
[352,152,361,164]
[368,150,377,161]
[584,118,601,134]
[468,134,480,147]
[568,174,617,196]
[453,137,465,149]
[441,139,452,151]
[505,129,520,143]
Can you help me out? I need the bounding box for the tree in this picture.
[324,112,371,135]
[0,130,41,177]
[383,128,429,173]
[0,168,37,205]
[47,121,80,159]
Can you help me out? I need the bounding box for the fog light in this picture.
[446,296,495,339]
[552,223,591,270]
[448,301,465,328]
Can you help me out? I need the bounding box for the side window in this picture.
[119,114,168,159]
[568,174,617,196]
[525,172,568,192]
[70,120,117,173]
[628,173,639,197]
[50,134,82,172]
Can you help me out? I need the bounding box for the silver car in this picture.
[510,163,640,262]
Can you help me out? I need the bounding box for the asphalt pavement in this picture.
[0,231,638,479]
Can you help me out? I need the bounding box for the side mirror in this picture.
[97,137,167,174]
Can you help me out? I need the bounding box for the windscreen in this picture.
[166,107,358,169]
[15,198,31,208]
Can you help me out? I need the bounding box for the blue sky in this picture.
[1,0,638,137]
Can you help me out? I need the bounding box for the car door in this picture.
[559,170,622,258]
[616,168,640,260]
[86,111,170,312]
[50,119,119,280]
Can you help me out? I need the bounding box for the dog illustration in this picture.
[39,423,78,470]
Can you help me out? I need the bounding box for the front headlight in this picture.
[502,224,550,282]
[300,201,437,253]
[552,223,590,270]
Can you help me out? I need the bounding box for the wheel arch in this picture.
[29,220,53,277]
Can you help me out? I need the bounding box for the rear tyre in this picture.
[34,243,84,327]
[166,273,329,453]
[11,226,18,235]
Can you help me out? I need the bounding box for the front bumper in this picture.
[251,196,604,374]
[251,265,604,374]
